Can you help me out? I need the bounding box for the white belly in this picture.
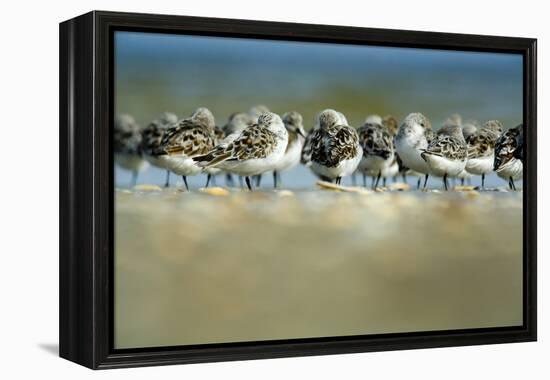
[273,138,303,172]
[311,148,362,179]
[395,137,430,174]
[223,147,286,177]
[115,153,148,172]
[423,154,466,177]
[496,159,523,180]
[381,161,399,178]
[465,153,494,175]
[144,154,168,169]
[162,155,203,176]
[358,154,393,174]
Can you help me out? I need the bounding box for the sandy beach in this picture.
[114,186,523,349]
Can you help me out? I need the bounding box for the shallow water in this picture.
[114,187,522,349]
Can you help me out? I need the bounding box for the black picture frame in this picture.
[59,10,537,369]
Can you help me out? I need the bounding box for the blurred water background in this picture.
[114,32,523,348]
[114,31,523,189]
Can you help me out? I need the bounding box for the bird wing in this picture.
[157,119,216,157]
[424,135,467,160]
[313,125,360,167]
[227,125,277,161]
[358,124,393,159]
[466,132,494,159]
[193,124,277,168]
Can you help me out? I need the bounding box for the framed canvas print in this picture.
[59,11,537,369]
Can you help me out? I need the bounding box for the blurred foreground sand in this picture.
[114,188,522,348]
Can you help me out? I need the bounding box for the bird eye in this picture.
[420,123,424,127]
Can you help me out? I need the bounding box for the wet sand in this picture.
[114,187,523,349]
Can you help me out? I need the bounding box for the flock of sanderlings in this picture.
[114,106,524,192]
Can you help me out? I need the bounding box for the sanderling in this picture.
[141,112,178,187]
[249,105,271,121]
[220,112,255,187]
[269,111,306,188]
[462,120,479,140]
[357,120,395,189]
[203,124,227,187]
[395,113,434,189]
[301,111,347,168]
[421,124,468,190]
[114,113,148,187]
[494,124,523,190]
[223,112,255,136]
[382,115,400,185]
[309,109,363,185]
[465,120,503,189]
[193,112,288,191]
[152,107,217,191]
[382,115,399,136]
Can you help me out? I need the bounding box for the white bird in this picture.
[395,113,434,190]
[421,124,468,190]
[193,112,288,191]
[114,114,148,187]
[152,107,217,191]
[309,109,363,185]
[140,112,178,187]
[357,120,395,189]
[270,111,306,188]
[465,120,503,189]
[494,124,523,190]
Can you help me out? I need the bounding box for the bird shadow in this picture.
[38,343,59,356]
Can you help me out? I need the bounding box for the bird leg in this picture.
[374,171,381,190]
[225,173,234,187]
[273,171,278,188]
[510,177,517,191]
[245,176,253,191]
[164,170,170,188]
[256,174,262,188]
[416,177,421,190]
[362,173,367,187]
[131,171,138,188]
[481,173,485,190]
[182,176,189,191]
[205,174,212,188]
[423,174,429,190]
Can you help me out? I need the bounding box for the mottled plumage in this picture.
[152,107,217,190]
[312,124,360,168]
[156,109,217,157]
[466,120,502,159]
[421,124,467,190]
[309,109,362,184]
[301,111,347,167]
[114,113,148,186]
[464,120,503,189]
[358,122,394,161]
[357,121,395,188]
[494,124,523,190]
[193,112,288,189]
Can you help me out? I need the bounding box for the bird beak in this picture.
[296,128,306,138]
